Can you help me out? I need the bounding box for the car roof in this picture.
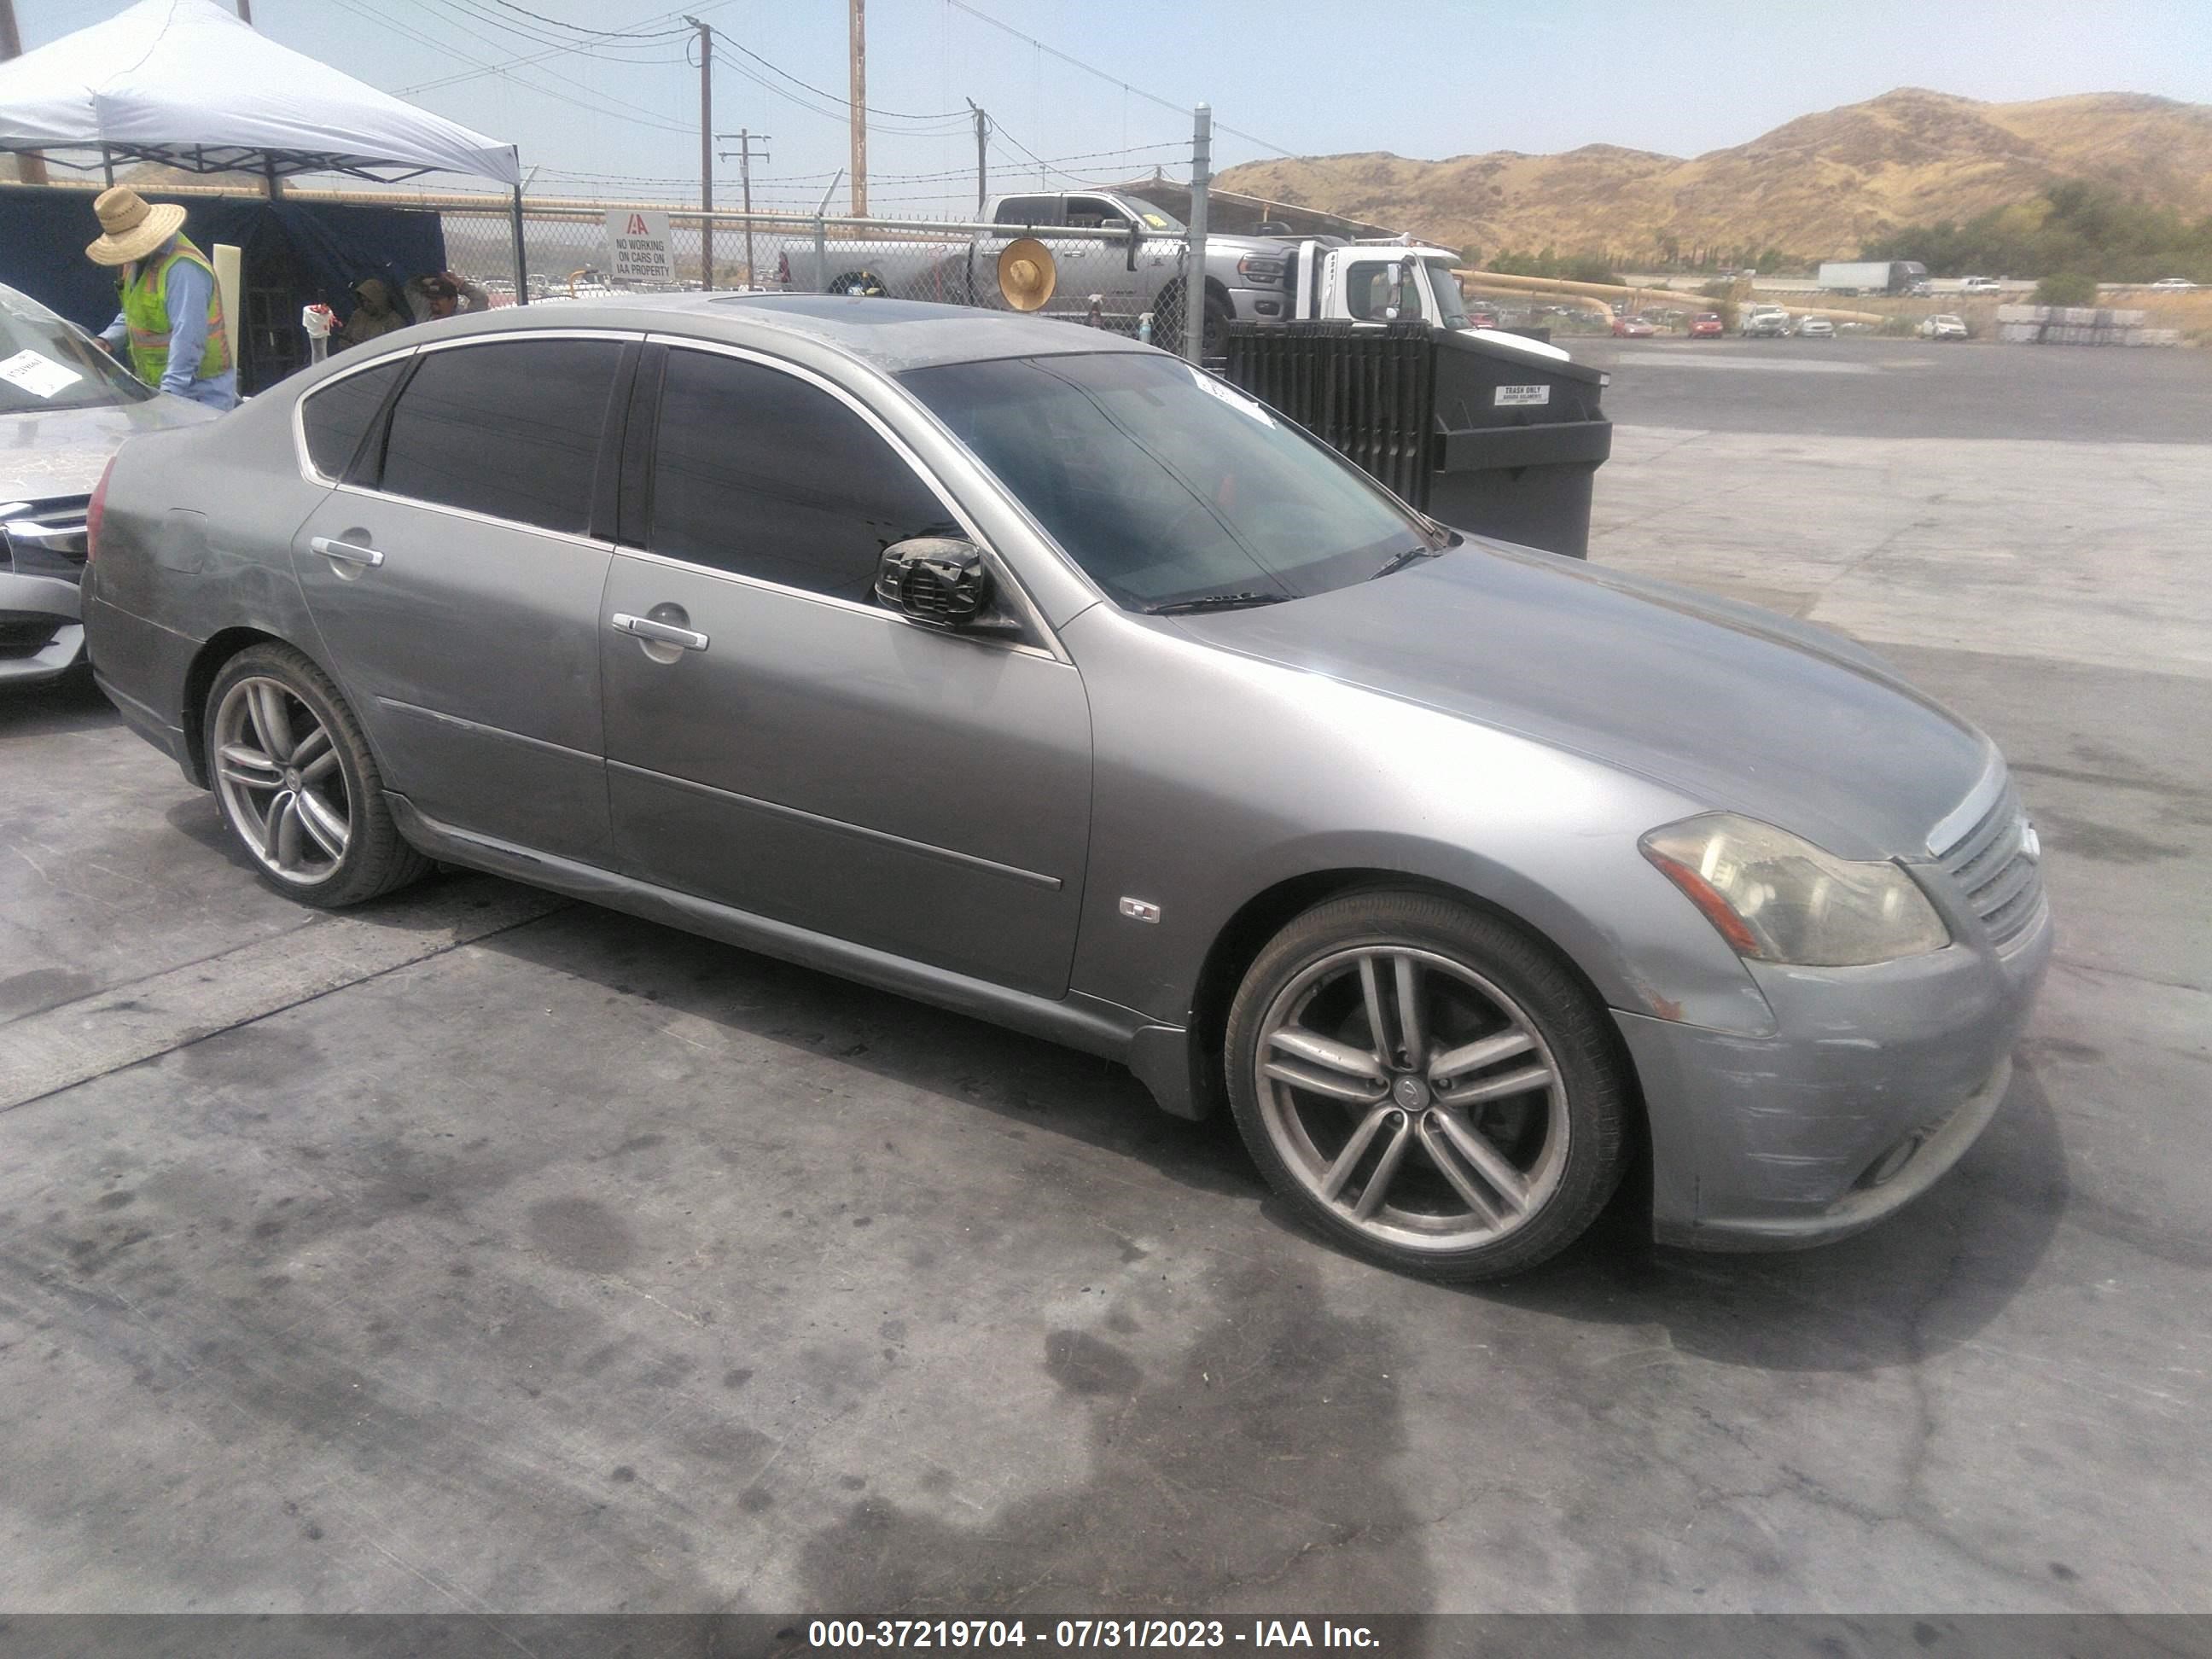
[398,293,1155,374]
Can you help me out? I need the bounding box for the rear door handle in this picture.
[612,612,710,652]
[310,536,383,568]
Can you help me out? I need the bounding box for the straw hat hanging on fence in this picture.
[85,187,189,266]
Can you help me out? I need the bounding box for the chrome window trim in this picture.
[290,343,422,487]
[641,334,1069,663]
[331,481,614,554]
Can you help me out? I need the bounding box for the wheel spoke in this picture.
[300,745,341,784]
[1358,955,1395,1065]
[262,788,296,863]
[291,725,332,768]
[1268,1027,1386,1083]
[295,789,348,860]
[217,742,282,789]
[1351,1113,1414,1220]
[1432,1109,1533,1212]
[1417,1115,1505,1227]
[1429,1029,1535,1085]
[249,683,295,763]
[1262,1058,1388,1106]
[1393,953,1426,1069]
[1436,1063,1553,1109]
[1319,1106,1392,1202]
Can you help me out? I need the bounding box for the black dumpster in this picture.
[1220,320,1611,559]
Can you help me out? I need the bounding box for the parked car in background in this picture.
[84,295,2051,1282]
[1,282,216,687]
[1689,313,1725,338]
[1918,314,1970,341]
[2148,277,2198,291]
[1740,306,1792,338]
[1959,276,2003,294]
[1467,307,1500,330]
[1610,313,1656,338]
[1795,315,1835,339]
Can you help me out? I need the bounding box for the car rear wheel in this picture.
[1225,890,1628,1280]
[205,643,428,908]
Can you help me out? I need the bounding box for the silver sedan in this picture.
[83,296,2051,1280]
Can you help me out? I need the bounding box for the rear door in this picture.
[290,332,632,863]
[598,341,1091,997]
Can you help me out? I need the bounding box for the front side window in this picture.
[1344,262,1424,322]
[901,352,1440,612]
[377,339,621,534]
[649,349,952,602]
[300,358,405,481]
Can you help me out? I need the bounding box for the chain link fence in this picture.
[432,196,1203,351]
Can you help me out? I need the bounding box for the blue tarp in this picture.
[0,187,445,392]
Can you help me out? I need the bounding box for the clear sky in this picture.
[15,0,2212,212]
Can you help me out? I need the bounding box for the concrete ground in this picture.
[1,343,2207,1616]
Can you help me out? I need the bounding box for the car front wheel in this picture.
[205,643,428,907]
[1225,890,1629,1280]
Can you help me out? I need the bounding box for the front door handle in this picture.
[612,612,710,652]
[309,535,383,568]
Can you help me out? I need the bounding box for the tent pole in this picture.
[510,184,529,306]
[102,148,114,186]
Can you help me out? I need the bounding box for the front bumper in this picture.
[1617,896,2053,1251]
[0,570,87,686]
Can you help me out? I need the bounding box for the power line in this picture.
[708,27,965,124]
[940,0,1295,159]
[398,0,726,93]
[482,0,690,38]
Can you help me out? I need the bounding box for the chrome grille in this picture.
[1,496,91,580]
[1936,783,2044,947]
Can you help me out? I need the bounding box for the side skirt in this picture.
[387,794,1196,1112]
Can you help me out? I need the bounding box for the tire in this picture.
[1224,890,1628,1281]
[203,643,429,908]
[1201,292,1232,358]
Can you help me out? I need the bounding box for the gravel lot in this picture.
[1,340,2207,1616]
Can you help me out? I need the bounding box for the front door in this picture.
[290,334,628,863]
[600,343,1091,997]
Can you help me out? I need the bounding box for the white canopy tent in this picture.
[0,0,530,291]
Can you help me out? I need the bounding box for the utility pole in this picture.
[684,16,713,288]
[969,102,988,216]
[717,130,771,288]
[848,0,866,216]
[0,0,49,185]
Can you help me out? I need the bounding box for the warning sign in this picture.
[604,209,674,283]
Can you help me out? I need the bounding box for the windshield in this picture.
[1116,195,1185,234]
[901,352,1441,611]
[1423,259,1470,328]
[0,285,154,416]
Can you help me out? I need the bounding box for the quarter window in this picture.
[648,350,952,602]
[378,339,621,534]
[301,358,405,482]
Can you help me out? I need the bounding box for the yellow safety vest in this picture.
[120,238,230,388]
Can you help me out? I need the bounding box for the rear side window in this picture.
[300,358,405,481]
[378,339,621,534]
[648,349,952,602]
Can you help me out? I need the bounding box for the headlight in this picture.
[1639,813,1950,967]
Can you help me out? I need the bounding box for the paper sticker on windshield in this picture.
[1189,365,1274,427]
[0,349,83,399]
[1494,384,1550,407]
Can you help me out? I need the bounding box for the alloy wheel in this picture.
[212,676,352,886]
[1254,945,1570,1253]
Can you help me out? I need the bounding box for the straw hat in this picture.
[996,238,1057,312]
[86,187,188,267]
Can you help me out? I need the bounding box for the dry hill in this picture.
[1215,90,2212,262]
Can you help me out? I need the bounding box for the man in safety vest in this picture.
[85,187,238,411]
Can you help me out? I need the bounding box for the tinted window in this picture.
[301,359,405,480]
[379,340,620,533]
[1345,262,1423,321]
[992,196,1062,227]
[902,352,1435,610]
[649,350,952,602]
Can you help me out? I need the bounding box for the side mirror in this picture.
[876,535,993,627]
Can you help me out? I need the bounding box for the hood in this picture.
[1,395,218,503]
[1169,542,1994,860]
